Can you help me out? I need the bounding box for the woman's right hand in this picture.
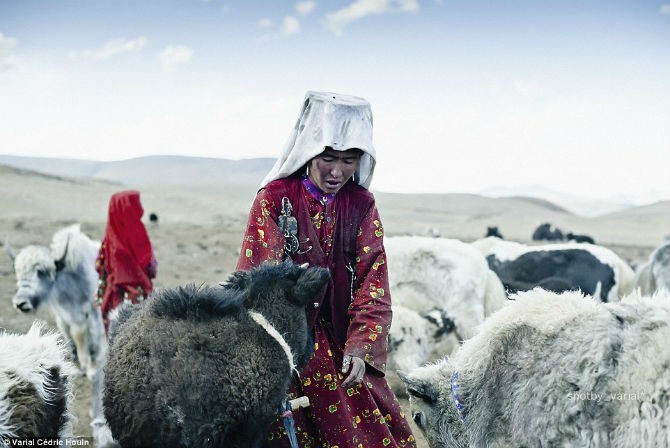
[340,354,366,388]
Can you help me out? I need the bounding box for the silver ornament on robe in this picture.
[278,197,299,256]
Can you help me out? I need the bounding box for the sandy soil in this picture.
[0,171,665,447]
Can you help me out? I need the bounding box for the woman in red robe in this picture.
[96,190,157,334]
[237,91,416,448]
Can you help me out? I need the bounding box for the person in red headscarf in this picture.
[96,190,157,334]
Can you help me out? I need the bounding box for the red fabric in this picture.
[97,190,155,331]
[237,174,416,447]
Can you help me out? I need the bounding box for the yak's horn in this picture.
[54,236,70,271]
[5,236,16,261]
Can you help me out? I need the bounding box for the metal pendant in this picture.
[279,197,299,255]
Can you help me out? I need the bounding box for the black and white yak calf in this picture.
[104,261,330,448]
[0,322,76,442]
[400,288,670,448]
[7,224,116,447]
[473,236,635,302]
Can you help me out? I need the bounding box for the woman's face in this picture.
[308,148,361,194]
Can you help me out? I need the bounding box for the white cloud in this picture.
[258,15,302,41]
[660,4,670,14]
[324,0,419,36]
[70,36,147,60]
[256,2,311,41]
[296,1,316,16]
[0,32,18,71]
[158,45,193,70]
[281,15,301,35]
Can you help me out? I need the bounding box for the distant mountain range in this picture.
[1,154,667,217]
[1,158,668,247]
[479,185,669,217]
[0,154,275,186]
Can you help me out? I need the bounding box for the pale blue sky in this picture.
[1,0,669,199]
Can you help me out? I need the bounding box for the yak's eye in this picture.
[412,411,425,429]
[37,269,48,278]
[407,385,435,404]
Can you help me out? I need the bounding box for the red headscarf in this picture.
[100,190,154,293]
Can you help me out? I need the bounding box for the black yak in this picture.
[104,261,329,448]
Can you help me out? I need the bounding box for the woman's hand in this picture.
[340,355,366,388]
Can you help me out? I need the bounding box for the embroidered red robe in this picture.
[237,173,416,448]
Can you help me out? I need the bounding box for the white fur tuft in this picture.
[0,321,77,439]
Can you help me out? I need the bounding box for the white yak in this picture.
[401,288,670,448]
[384,236,506,395]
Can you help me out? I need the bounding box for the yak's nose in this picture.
[14,300,33,313]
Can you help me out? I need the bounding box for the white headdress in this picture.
[260,91,377,189]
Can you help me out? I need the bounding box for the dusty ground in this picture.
[0,171,665,447]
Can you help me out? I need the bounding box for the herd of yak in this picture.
[1,222,669,448]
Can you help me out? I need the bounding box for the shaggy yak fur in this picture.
[400,288,670,448]
[103,261,330,448]
[0,322,76,443]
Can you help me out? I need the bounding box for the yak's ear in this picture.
[219,270,250,291]
[53,236,70,271]
[397,371,438,404]
[290,266,330,306]
[107,302,140,347]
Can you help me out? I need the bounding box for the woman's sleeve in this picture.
[147,249,158,279]
[344,202,392,374]
[236,188,286,271]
